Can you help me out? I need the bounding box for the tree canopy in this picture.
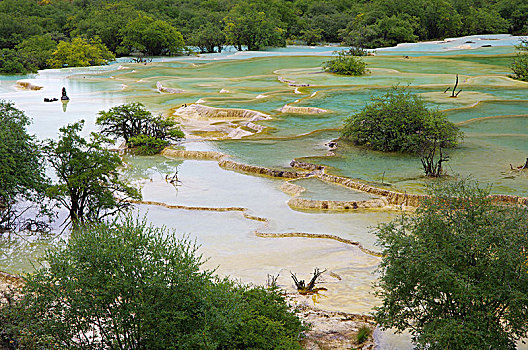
[96,103,184,154]
[43,121,140,225]
[224,2,286,51]
[0,0,526,73]
[16,34,57,71]
[119,15,185,56]
[0,101,47,231]
[48,37,115,68]
[374,180,528,349]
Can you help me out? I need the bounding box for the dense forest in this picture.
[0,0,527,73]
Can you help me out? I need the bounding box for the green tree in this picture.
[421,0,462,39]
[342,88,461,176]
[1,217,306,349]
[338,13,381,49]
[224,3,285,51]
[496,0,528,34]
[462,7,509,35]
[323,49,367,76]
[0,12,43,49]
[298,1,353,43]
[119,15,185,56]
[370,14,418,47]
[43,121,140,225]
[188,22,226,53]
[511,39,528,81]
[0,101,48,231]
[96,103,184,154]
[374,180,528,349]
[16,34,57,71]
[300,28,323,45]
[0,49,27,74]
[68,2,140,53]
[48,37,115,68]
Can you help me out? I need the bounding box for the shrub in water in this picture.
[323,50,367,76]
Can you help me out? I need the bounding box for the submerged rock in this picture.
[288,197,388,210]
[156,81,184,93]
[175,104,270,121]
[161,149,226,161]
[15,81,42,90]
[280,104,328,114]
[294,301,376,350]
[280,181,306,196]
[219,159,306,178]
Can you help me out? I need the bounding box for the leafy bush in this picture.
[342,87,462,176]
[323,50,367,76]
[511,39,528,81]
[374,180,528,349]
[0,217,306,349]
[97,102,184,154]
[128,134,169,155]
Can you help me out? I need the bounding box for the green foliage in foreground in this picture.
[0,217,306,349]
[374,180,528,349]
[342,88,462,176]
[511,39,528,81]
[97,103,184,154]
[0,101,47,230]
[323,50,367,76]
[43,121,140,225]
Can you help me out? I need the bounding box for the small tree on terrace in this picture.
[43,121,140,225]
[374,180,528,349]
[96,103,184,154]
[511,38,528,81]
[323,49,367,76]
[342,87,462,176]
